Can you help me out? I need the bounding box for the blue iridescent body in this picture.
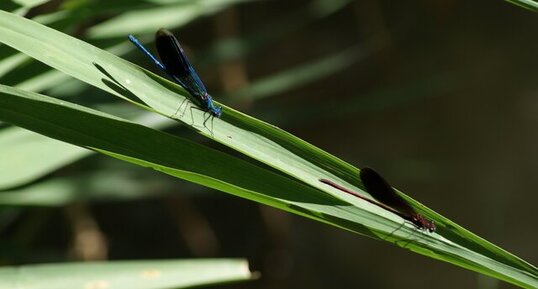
[128,29,222,118]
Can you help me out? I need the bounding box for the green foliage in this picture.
[0,259,253,289]
[506,0,538,12]
[0,1,538,288]
[0,9,538,288]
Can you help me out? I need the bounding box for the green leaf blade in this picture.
[0,259,253,289]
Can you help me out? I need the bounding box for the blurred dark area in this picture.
[1,0,538,288]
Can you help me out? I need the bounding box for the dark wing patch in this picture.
[359,167,416,218]
[155,28,208,99]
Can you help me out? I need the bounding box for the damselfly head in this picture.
[412,213,436,232]
[212,106,222,118]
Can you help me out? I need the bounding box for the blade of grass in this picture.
[87,0,250,38]
[0,9,362,199]
[1,0,356,190]
[1,85,538,288]
[0,108,173,190]
[231,44,369,101]
[0,259,253,289]
[0,127,89,189]
[0,169,201,206]
[505,0,538,12]
[1,11,537,288]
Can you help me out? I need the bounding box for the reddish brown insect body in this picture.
[320,168,436,232]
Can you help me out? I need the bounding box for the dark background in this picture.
[1,1,537,288]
